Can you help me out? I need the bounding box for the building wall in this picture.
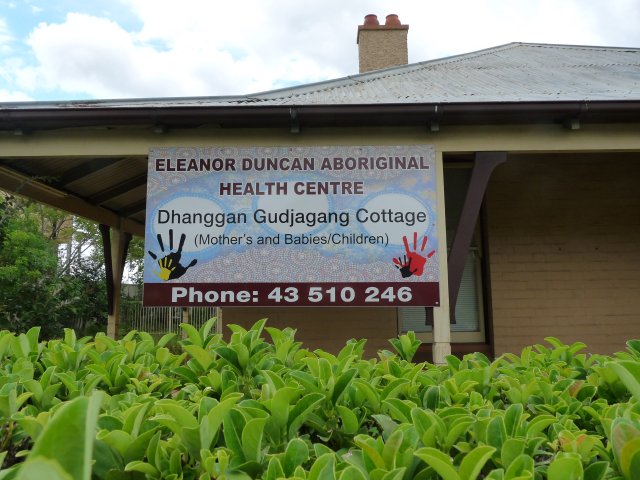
[221,306,398,357]
[4,122,640,355]
[487,153,640,355]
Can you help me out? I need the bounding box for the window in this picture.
[399,162,486,342]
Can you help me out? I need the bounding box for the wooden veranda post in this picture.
[447,152,507,325]
[432,151,451,364]
[100,223,132,339]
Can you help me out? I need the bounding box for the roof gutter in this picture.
[1,100,639,132]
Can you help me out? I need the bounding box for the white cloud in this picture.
[121,0,367,89]
[346,0,640,65]
[24,14,161,97]
[2,0,639,101]
[0,18,13,52]
[0,89,33,101]
[17,4,364,99]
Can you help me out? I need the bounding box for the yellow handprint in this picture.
[155,255,177,281]
[148,229,197,281]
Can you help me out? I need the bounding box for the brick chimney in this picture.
[357,14,409,73]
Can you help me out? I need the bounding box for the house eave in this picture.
[1,100,639,132]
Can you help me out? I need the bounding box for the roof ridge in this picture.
[244,43,525,101]
[241,43,527,103]
[243,41,640,104]
[4,42,638,107]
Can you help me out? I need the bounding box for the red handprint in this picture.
[393,232,435,278]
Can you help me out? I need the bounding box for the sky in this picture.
[0,0,639,102]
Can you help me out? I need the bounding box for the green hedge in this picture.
[1,318,640,479]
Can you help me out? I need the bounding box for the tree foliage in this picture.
[0,194,110,338]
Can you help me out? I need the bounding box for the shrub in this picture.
[0,319,639,479]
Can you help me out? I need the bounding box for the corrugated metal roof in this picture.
[242,42,640,105]
[2,42,639,110]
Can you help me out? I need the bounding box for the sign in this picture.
[143,145,440,307]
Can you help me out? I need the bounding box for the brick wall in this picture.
[357,27,408,73]
[487,153,640,355]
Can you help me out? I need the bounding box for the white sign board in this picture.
[144,145,440,307]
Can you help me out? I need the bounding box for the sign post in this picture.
[144,145,440,307]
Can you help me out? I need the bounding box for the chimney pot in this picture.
[363,14,379,26]
[385,14,401,26]
[357,13,408,73]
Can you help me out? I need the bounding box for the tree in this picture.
[0,201,63,336]
[0,195,109,338]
